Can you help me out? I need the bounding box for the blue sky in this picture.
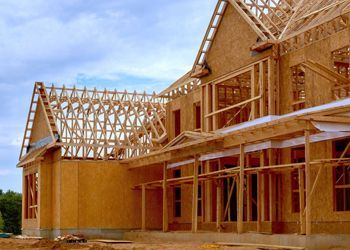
[0,0,217,192]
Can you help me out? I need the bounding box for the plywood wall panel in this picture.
[30,100,51,144]
[201,4,271,84]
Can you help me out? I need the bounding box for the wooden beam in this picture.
[205,95,262,118]
[237,144,244,234]
[162,162,168,232]
[268,149,276,224]
[192,155,199,233]
[305,129,311,235]
[216,160,222,232]
[301,115,350,124]
[299,167,306,234]
[204,161,212,223]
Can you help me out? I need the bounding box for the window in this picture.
[24,172,38,219]
[332,46,350,99]
[291,147,305,213]
[333,139,350,211]
[173,169,181,217]
[217,71,252,128]
[291,65,306,111]
[173,110,181,137]
[194,102,201,130]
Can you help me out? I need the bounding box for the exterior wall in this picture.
[166,139,350,234]
[22,151,163,238]
[166,89,201,141]
[279,27,350,115]
[29,99,51,144]
[201,4,272,84]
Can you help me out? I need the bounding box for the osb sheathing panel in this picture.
[279,28,350,115]
[29,99,51,144]
[51,157,61,229]
[166,89,201,141]
[56,160,163,230]
[38,152,55,229]
[201,4,271,84]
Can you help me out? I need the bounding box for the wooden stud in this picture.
[299,167,306,234]
[216,160,223,232]
[305,129,311,235]
[162,162,168,232]
[237,144,244,234]
[192,155,199,233]
[204,161,212,223]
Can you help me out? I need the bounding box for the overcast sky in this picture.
[0,0,217,192]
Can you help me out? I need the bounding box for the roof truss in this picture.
[192,0,350,76]
[20,83,168,161]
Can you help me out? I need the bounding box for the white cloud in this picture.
[0,0,217,191]
[0,168,19,176]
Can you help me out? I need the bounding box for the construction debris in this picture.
[54,234,87,243]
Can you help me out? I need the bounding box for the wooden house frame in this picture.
[18,0,350,240]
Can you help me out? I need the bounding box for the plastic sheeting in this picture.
[312,121,350,132]
[168,132,350,168]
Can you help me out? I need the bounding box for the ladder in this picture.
[19,83,59,159]
[193,0,229,69]
[19,85,39,159]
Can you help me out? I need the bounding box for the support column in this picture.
[216,160,222,232]
[162,162,168,232]
[268,149,276,223]
[237,144,245,234]
[141,184,146,231]
[192,155,199,233]
[246,156,251,222]
[305,129,311,235]
[257,150,264,232]
[204,161,212,223]
[299,167,305,234]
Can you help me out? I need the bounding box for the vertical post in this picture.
[216,160,222,232]
[256,150,265,232]
[251,67,257,119]
[205,85,211,132]
[299,167,305,234]
[269,149,276,224]
[246,155,251,222]
[141,184,146,231]
[212,84,218,130]
[192,155,199,233]
[205,161,212,223]
[259,62,266,117]
[237,144,245,234]
[162,162,168,232]
[305,129,311,235]
[22,172,26,222]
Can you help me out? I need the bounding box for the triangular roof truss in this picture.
[19,83,168,161]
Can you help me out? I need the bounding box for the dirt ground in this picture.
[0,238,260,250]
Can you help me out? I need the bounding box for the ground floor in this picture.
[137,138,350,236]
[4,232,350,250]
[19,100,350,243]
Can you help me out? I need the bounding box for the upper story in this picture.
[17,0,350,166]
[159,0,350,142]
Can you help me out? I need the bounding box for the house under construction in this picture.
[18,0,350,245]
